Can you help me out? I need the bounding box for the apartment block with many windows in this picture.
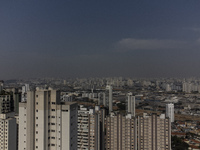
[138,113,171,150]
[19,88,77,150]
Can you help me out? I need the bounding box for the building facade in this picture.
[19,88,77,150]
[0,94,13,114]
[105,85,113,114]
[0,80,3,93]
[138,113,171,150]
[77,105,105,150]
[106,113,137,150]
[0,112,17,150]
[106,113,171,150]
[126,92,135,117]
[166,103,174,122]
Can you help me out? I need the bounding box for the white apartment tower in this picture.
[182,82,192,93]
[0,80,3,93]
[21,84,30,102]
[127,92,135,117]
[0,112,17,150]
[106,85,113,114]
[166,84,171,92]
[19,88,77,150]
[166,103,174,122]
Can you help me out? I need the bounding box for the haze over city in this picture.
[1,0,200,79]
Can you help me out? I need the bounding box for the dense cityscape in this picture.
[1,0,200,150]
[1,77,200,149]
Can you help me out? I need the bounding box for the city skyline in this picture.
[1,1,200,79]
[1,76,199,149]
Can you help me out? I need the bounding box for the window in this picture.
[62,110,68,112]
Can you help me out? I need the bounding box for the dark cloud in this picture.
[1,0,200,79]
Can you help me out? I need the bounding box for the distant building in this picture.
[166,84,171,92]
[63,80,67,85]
[0,86,18,150]
[21,84,30,102]
[12,88,21,114]
[98,92,106,105]
[19,88,77,150]
[126,92,135,117]
[127,79,133,87]
[0,80,4,93]
[1,88,21,114]
[0,94,12,113]
[82,92,98,99]
[62,94,73,102]
[105,85,113,114]
[166,103,174,122]
[182,82,199,93]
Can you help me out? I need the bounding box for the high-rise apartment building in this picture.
[0,80,3,93]
[0,85,18,150]
[166,103,174,122]
[98,92,105,106]
[77,105,105,150]
[4,88,21,114]
[182,82,192,93]
[105,85,113,114]
[138,113,171,150]
[21,84,30,102]
[127,92,135,117]
[106,113,137,150]
[106,113,171,150]
[166,84,171,92]
[12,88,21,114]
[0,112,17,150]
[19,87,77,150]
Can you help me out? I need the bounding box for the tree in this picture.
[171,136,189,150]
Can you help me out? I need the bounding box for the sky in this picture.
[1,0,200,79]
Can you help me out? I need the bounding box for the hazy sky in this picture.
[1,0,200,79]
